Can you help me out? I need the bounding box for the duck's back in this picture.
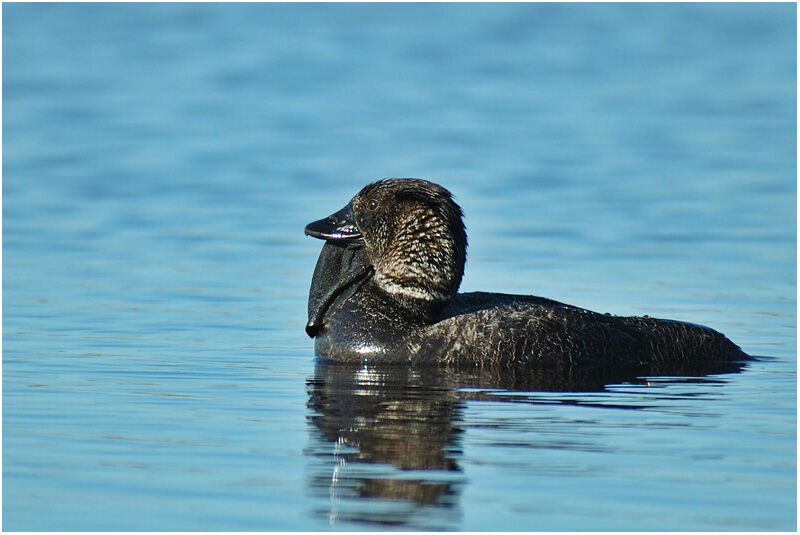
[414,292,749,367]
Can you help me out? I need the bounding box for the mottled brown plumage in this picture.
[305,178,750,368]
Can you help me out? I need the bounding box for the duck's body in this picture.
[314,269,747,367]
[305,179,749,368]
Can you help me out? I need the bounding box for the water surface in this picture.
[3,3,796,531]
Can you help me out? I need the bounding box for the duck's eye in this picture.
[367,199,379,211]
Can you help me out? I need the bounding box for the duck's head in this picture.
[305,178,467,319]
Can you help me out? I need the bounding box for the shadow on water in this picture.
[304,358,747,529]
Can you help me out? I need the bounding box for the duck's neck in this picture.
[371,211,465,322]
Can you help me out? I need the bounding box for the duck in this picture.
[304,178,750,368]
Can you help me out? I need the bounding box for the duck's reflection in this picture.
[306,362,463,528]
[305,359,746,528]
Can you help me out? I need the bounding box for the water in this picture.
[3,3,795,531]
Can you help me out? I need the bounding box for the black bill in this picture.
[304,203,361,241]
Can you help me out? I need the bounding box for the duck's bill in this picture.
[304,203,362,240]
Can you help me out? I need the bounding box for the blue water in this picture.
[3,3,796,531]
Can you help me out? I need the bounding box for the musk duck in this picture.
[304,178,750,367]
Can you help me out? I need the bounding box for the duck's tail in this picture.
[628,316,752,365]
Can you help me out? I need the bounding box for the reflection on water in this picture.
[306,362,464,528]
[305,359,747,529]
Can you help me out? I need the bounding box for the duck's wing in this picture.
[440,291,578,319]
[421,301,749,369]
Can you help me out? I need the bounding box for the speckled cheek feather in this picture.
[372,205,457,303]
